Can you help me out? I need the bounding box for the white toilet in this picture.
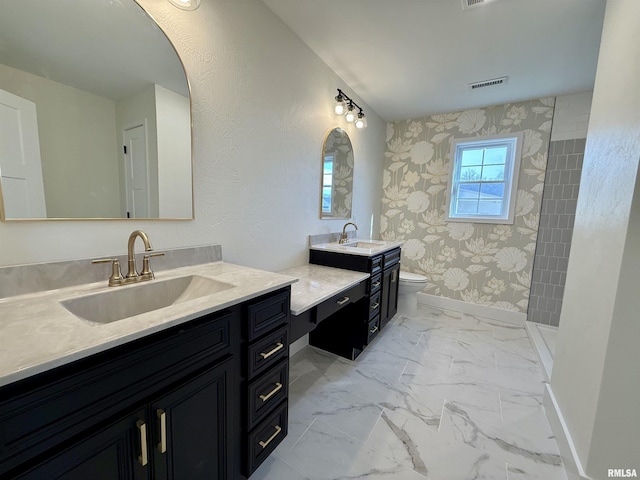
[397,271,428,315]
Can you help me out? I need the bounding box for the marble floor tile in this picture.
[250,454,310,480]
[264,305,567,480]
[277,419,427,480]
[365,409,509,480]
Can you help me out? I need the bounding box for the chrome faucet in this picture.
[92,230,164,286]
[339,222,358,244]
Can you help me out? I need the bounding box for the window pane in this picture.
[458,182,480,198]
[322,187,332,212]
[480,182,505,199]
[456,199,478,214]
[460,148,483,166]
[460,166,482,181]
[478,200,502,215]
[483,146,507,165]
[481,165,505,181]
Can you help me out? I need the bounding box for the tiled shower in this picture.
[528,138,585,326]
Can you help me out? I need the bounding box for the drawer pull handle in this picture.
[260,342,284,359]
[258,425,282,449]
[137,419,148,466]
[157,409,167,454]
[259,382,283,402]
[372,281,381,288]
[369,326,379,335]
[371,302,380,310]
[337,296,350,305]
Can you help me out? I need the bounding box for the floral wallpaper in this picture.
[381,98,555,313]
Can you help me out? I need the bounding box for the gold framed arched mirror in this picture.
[320,127,354,219]
[0,0,193,221]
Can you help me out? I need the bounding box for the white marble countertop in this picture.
[309,239,403,257]
[0,261,296,388]
[278,264,370,315]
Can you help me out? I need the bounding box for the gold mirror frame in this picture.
[320,127,354,219]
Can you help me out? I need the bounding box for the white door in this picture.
[0,88,46,219]
[123,124,149,218]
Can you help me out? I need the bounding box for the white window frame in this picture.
[445,132,524,224]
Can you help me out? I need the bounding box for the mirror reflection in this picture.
[321,128,353,219]
[0,0,193,220]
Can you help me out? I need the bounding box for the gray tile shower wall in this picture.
[528,139,585,326]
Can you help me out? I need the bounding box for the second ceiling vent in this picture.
[469,76,509,90]
[462,0,498,10]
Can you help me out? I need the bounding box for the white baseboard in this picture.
[525,321,555,381]
[417,292,526,326]
[543,384,592,480]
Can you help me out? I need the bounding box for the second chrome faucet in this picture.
[338,222,358,244]
[93,230,164,287]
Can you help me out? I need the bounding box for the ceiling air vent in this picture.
[469,76,508,90]
[461,0,498,10]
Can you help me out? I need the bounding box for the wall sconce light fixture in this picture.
[334,89,367,129]
[167,0,201,10]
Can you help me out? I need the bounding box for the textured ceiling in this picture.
[261,0,607,121]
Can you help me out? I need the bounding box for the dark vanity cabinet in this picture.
[307,280,368,360]
[379,248,401,330]
[241,289,291,477]
[309,247,401,347]
[0,287,292,480]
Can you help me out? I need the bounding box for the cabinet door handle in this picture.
[157,409,167,454]
[391,270,398,282]
[369,326,379,335]
[136,419,148,466]
[337,296,350,305]
[259,382,283,402]
[258,425,282,449]
[260,342,284,359]
[371,302,379,311]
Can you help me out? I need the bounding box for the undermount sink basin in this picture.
[342,240,386,249]
[61,275,235,324]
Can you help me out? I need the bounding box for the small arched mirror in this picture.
[320,128,353,219]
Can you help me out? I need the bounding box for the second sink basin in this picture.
[61,275,235,324]
[342,241,386,249]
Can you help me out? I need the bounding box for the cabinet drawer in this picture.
[247,359,289,430]
[369,273,382,294]
[247,326,289,379]
[367,316,380,344]
[0,309,233,476]
[370,255,383,275]
[369,290,382,319]
[246,401,288,476]
[383,248,401,269]
[245,290,290,341]
[317,280,366,323]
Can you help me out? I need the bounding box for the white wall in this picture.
[0,64,120,218]
[550,91,593,141]
[0,0,385,272]
[155,84,191,218]
[550,1,640,478]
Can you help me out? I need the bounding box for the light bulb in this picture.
[345,105,357,123]
[355,113,367,129]
[334,96,346,115]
